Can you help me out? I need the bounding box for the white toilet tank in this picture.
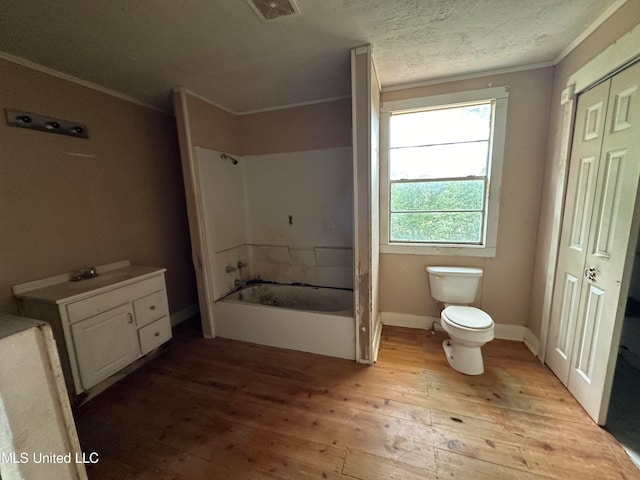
[426,266,483,304]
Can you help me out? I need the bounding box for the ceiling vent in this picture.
[247,0,300,21]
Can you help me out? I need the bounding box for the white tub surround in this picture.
[194,146,354,307]
[251,245,353,289]
[214,283,355,360]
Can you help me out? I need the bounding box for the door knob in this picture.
[585,267,598,282]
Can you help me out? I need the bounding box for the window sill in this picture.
[380,243,496,257]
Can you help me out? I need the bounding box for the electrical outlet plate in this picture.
[5,109,89,139]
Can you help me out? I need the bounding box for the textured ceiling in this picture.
[0,0,621,113]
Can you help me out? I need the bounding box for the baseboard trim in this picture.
[523,328,540,357]
[170,303,200,327]
[494,324,527,342]
[381,312,540,349]
[381,312,439,330]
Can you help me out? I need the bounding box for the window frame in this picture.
[380,86,508,257]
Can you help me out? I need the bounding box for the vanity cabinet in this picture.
[13,260,172,396]
[71,303,140,390]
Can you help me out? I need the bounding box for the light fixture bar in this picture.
[4,109,89,139]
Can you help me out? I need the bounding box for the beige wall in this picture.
[180,93,351,156]
[184,94,240,154]
[529,2,640,339]
[379,68,554,326]
[0,58,197,315]
[239,98,351,155]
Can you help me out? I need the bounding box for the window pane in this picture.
[391,180,484,212]
[390,212,483,243]
[390,103,492,148]
[389,141,488,180]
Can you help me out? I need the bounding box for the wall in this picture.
[173,92,244,336]
[239,98,351,155]
[529,1,640,339]
[379,67,554,328]
[239,99,353,290]
[194,146,250,300]
[0,58,197,316]
[352,46,382,363]
[184,94,240,155]
[244,148,353,289]
[194,145,353,299]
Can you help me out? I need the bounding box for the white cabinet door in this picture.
[71,303,140,390]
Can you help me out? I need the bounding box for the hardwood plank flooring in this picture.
[74,323,640,479]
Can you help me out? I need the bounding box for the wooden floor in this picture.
[75,323,640,479]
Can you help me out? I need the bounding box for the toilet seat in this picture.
[442,306,493,330]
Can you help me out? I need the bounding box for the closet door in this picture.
[567,62,640,423]
[547,61,640,423]
[546,80,609,384]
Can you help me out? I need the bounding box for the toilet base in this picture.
[442,339,485,375]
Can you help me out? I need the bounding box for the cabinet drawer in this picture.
[134,290,169,328]
[138,316,172,355]
[66,275,165,323]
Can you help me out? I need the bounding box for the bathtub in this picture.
[213,283,355,360]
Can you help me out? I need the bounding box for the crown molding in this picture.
[0,51,169,114]
[553,0,629,65]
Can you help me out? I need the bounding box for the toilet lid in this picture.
[443,306,493,329]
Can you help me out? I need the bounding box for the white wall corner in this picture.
[170,303,200,327]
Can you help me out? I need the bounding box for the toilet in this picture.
[426,266,495,375]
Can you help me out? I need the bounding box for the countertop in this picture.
[13,262,166,304]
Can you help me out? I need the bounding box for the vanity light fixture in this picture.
[5,109,89,139]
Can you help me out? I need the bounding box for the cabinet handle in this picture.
[150,305,156,310]
[154,332,160,337]
[127,313,134,324]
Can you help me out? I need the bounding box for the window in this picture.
[380,87,508,256]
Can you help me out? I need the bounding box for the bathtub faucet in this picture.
[234,279,247,288]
